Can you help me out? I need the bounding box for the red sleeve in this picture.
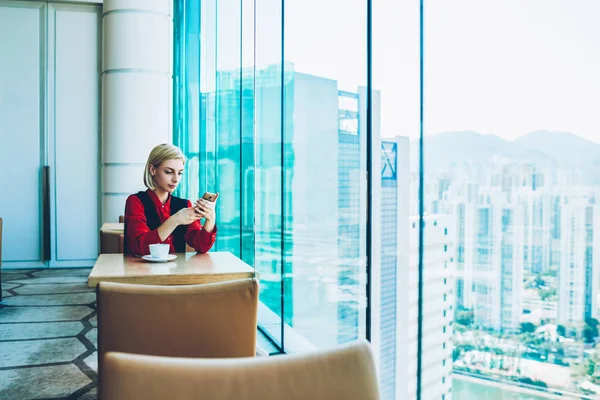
[184,200,217,253]
[124,195,165,256]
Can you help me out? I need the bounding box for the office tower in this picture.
[557,194,600,325]
[441,176,524,332]
[379,136,410,400]
[407,214,454,399]
[437,158,600,334]
[377,136,452,399]
[443,179,478,311]
[212,65,377,348]
[337,90,365,343]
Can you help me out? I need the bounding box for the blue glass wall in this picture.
[175,1,600,399]
[174,0,370,352]
[174,0,255,267]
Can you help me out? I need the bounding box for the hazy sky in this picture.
[219,0,600,142]
[423,0,600,143]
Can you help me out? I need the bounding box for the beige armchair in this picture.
[99,228,124,254]
[100,340,379,400]
[96,278,259,380]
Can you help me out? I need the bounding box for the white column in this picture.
[101,0,173,222]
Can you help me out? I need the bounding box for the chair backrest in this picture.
[96,278,259,377]
[101,340,380,400]
[100,229,124,254]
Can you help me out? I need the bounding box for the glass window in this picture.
[426,1,600,398]
[282,0,368,349]
[174,0,368,353]
[174,0,255,266]
[174,0,600,398]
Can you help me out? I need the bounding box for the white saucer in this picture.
[142,254,177,263]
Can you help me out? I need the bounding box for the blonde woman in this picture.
[124,143,217,255]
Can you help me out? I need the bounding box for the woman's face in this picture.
[150,159,185,194]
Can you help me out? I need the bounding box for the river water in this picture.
[453,378,555,399]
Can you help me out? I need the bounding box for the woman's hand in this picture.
[174,206,203,226]
[194,198,216,224]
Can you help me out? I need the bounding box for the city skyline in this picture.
[178,12,600,393]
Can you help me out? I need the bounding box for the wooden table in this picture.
[87,251,255,288]
[100,222,123,232]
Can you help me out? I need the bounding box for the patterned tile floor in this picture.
[0,268,275,400]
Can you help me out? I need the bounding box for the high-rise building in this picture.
[376,136,453,399]
[557,194,600,325]
[337,90,364,344]
[378,136,410,400]
[443,179,478,311]
[210,65,378,348]
[437,160,600,334]
[281,71,343,347]
[407,214,454,399]
[441,177,524,332]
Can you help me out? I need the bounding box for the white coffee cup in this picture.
[149,244,170,259]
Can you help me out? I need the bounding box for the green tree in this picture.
[453,347,461,362]
[521,322,536,334]
[584,318,599,344]
[535,275,545,288]
[455,308,474,327]
[518,377,548,388]
[575,358,597,377]
[539,287,556,301]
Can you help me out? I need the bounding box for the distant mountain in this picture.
[514,130,600,168]
[409,130,557,173]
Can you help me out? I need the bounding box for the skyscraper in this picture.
[441,172,524,332]
[377,136,453,399]
[379,137,410,400]
[215,65,374,349]
[337,90,364,343]
[407,214,454,399]
[438,160,600,335]
[557,193,600,325]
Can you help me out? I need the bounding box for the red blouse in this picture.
[124,189,217,256]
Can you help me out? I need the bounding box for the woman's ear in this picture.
[149,164,155,177]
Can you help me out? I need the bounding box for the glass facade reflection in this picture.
[174,0,368,352]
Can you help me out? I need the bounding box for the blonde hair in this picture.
[143,143,186,189]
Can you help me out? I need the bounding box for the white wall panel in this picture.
[0,1,44,264]
[51,3,101,262]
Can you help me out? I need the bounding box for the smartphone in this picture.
[201,191,219,202]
